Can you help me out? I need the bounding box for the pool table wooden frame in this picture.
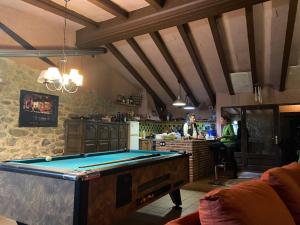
[0,150,189,225]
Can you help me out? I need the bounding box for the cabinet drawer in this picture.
[98,141,110,152]
[119,140,128,150]
[110,140,119,151]
[84,141,98,153]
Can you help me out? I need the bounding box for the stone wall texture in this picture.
[0,58,131,161]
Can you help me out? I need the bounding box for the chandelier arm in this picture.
[63,85,79,94]
[46,83,60,92]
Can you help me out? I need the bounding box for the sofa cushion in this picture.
[199,180,295,225]
[165,212,201,225]
[283,162,300,170]
[261,162,300,224]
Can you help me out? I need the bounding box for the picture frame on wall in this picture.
[19,90,59,127]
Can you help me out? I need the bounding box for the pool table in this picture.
[0,150,189,225]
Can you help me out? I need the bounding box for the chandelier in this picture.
[37,0,83,94]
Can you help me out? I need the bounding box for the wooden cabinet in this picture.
[139,139,153,150]
[64,120,128,155]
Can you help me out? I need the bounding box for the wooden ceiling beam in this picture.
[127,38,176,101]
[150,31,199,107]
[76,0,270,48]
[88,0,128,19]
[177,23,216,106]
[21,0,98,28]
[145,0,166,10]
[0,22,55,67]
[280,0,298,91]
[106,43,166,108]
[208,16,234,95]
[245,5,258,87]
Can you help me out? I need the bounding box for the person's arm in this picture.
[223,125,235,138]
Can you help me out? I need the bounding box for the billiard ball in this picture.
[45,156,52,162]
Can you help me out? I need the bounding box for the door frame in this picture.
[222,104,280,171]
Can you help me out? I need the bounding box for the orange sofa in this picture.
[166,162,300,225]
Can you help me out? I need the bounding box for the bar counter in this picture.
[156,139,214,182]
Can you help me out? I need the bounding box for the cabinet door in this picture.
[65,137,83,154]
[98,124,110,140]
[85,122,97,140]
[65,120,82,136]
[84,141,98,153]
[98,141,110,152]
[110,125,119,140]
[110,140,119,150]
[119,124,128,140]
[64,120,83,155]
[119,140,128,150]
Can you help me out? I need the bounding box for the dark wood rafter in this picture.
[177,23,216,106]
[279,0,299,91]
[76,0,270,48]
[106,43,166,109]
[20,0,98,28]
[127,38,176,101]
[145,0,166,10]
[88,0,128,19]
[245,5,258,87]
[208,16,234,95]
[150,31,199,107]
[0,22,55,67]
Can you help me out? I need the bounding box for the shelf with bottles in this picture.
[116,92,143,107]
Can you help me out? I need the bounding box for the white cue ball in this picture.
[45,156,52,162]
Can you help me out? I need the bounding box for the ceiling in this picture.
[0,0,300,109]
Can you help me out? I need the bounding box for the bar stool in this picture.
[213,146,227,185]
[213,144,238,185]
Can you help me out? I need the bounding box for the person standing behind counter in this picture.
[183,114,200,139]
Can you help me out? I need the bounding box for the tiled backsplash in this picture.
[139,120,216,137]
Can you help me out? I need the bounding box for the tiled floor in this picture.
[0,190,205,225]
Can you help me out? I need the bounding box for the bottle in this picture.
[122,96,126,104]
[129,96,134,105]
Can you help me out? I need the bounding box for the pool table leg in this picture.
[17,221,28,225]
[169,189,182,208]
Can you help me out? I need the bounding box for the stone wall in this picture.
[0,58,134,161]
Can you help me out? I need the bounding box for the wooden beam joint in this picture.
[88,0,128,19]
[21,0,98,28]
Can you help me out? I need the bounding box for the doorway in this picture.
[222,105,281,172]
[279,105,300,164]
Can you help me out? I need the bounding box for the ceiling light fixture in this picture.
[172,82,186,107]
[184,95,195,110]
[37,0,83,94]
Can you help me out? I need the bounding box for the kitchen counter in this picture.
[156,139,214,182]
